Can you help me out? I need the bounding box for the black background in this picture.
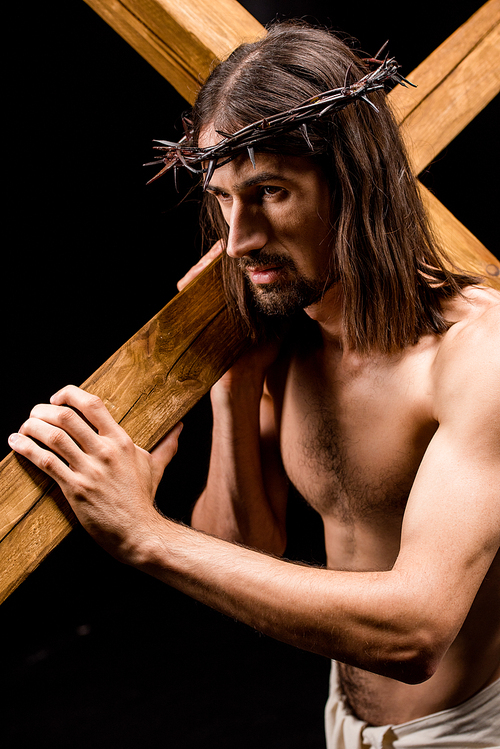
[2,2,498,747]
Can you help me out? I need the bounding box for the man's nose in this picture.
[226,202,268,258]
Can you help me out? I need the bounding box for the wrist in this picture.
[118,511,172,570]
[134,517,193,585]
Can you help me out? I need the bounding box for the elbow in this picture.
[381,626,450,684]
[367,577,460,684]
[389,649,440,686]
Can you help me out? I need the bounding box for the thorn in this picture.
[145,162,172,185]
[300,123,314,150]
[203,160,216,190]
[247,146,256,169]
[153,139,179,147]
[399,75,417,88]
[182,117,193,138]
[173,166,179,192]
[343,63,353,91]
[361,95,379,113]
[373,40,389,61]
[176,150,198,173]
[319,104,335,117]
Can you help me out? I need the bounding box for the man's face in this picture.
[201,129,335,316]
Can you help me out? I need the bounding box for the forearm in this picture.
[191,383,287,554]
[138,516,445,683]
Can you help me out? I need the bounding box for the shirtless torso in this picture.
[175,147,500,729]
[269,285,500,725]
[11,141,500,738]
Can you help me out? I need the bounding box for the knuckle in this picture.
[117,430,132,448]
[97,436,125,463]
[40,451,56,472]
[114,432,134,456]
[86,393,104,410]
[75,471,95,494]
[48,426,66,448]
[96,440,113,463]
[58,406,76,426]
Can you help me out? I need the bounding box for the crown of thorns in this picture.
[144,47,414,190]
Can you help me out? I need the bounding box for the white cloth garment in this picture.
[324,661,500,749]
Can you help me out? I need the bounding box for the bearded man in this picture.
[9,21,500,748]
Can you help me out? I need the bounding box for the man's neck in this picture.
[304,284,346,346]
[302,285,387,366]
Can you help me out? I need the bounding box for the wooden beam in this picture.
[0,1,498,604]
[387,0,500,281]
[390,0,500,175]
[82,0,499,280]
[81,0,500,280]
[0,259,249,603]
[397,5,500,278]
[82,0,264,103]
[420,186,499,282]
[1,0,265,605]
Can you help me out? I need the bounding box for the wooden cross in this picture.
[0,0,499,604]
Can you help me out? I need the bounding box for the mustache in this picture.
[237,250,296,271]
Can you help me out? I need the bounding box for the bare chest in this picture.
[274,346,436,529]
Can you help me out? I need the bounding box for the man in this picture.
[9,22,500,748]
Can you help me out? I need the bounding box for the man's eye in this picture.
[262,186,282,197]
[210,190,231,204]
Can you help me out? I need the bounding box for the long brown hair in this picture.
[191,21,479,353]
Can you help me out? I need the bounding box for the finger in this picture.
[50,386,119,436]
[27,402,100,454]
[150,422,183,482]
[19,414,85,467]
[177,258,211,291]
[177,241,224,291]
[8,431,74,486]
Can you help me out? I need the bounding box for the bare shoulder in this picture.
[433,286,500,418]
[439,285,500,358]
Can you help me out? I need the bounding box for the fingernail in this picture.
[8,433,19,446]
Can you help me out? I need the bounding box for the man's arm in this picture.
[191,345,289,555]
[8,307,499,684]
[137,306,500,681]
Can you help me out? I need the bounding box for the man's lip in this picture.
[246,264,281,273]
[246,265,285,284]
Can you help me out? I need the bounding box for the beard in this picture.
[238,250,334,317]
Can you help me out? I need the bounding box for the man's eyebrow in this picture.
[207,171,289,193]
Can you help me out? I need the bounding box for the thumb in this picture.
[150,422,184,478]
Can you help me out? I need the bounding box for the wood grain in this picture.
[389,0,499,123]
[421,187,500,286]
[0,1,498,603]
[0,257,248,603]
[406,34,499,176]
[82,0,264,103]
